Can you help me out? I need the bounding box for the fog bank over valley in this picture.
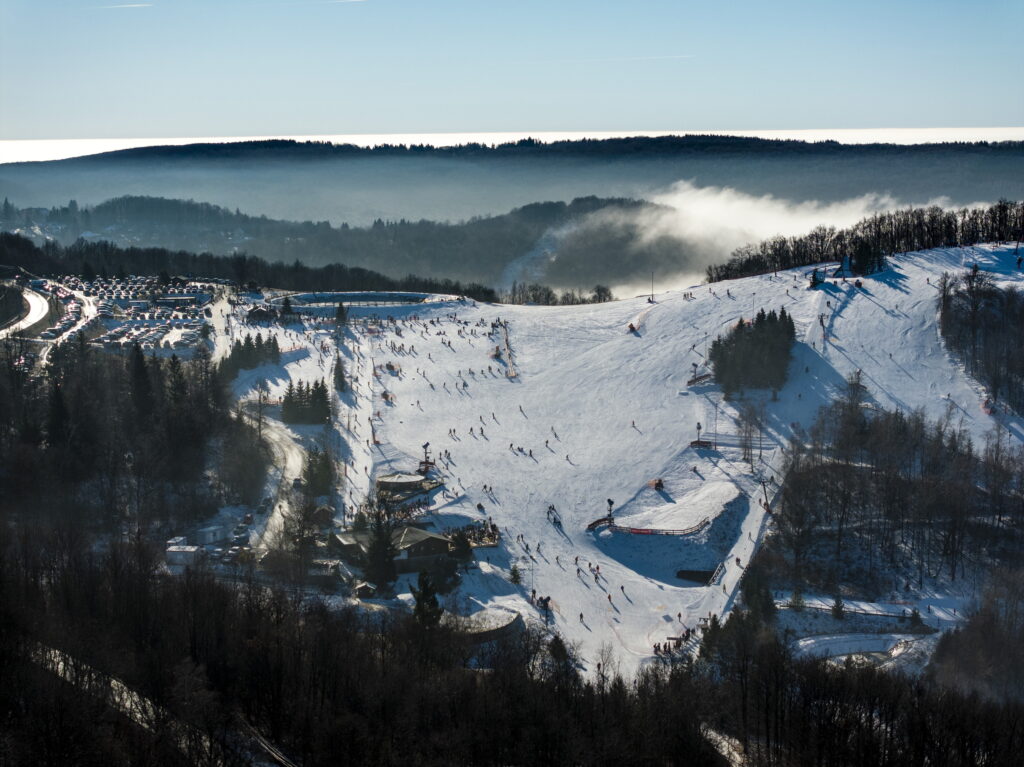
[2,138,1020,291]
[2,137,1022,226]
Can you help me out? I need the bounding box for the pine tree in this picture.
[411,571,443,628]
[333,354,346,391]
[242,334,256,368]
[46,382,69,448]
[129,342,154,422]
[364,509,397,586]
[282,381,297,423]
[831,595,845,620]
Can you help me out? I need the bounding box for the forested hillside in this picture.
[707,199,1023,281]
[1,195,647,284]
[0,232,498,301]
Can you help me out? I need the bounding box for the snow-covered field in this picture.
[220,243,1024,676]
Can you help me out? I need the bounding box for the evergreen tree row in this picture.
[707,199,1024,281]
[281,379,330,424]
[219,332,281,380]
[709,307,796,395]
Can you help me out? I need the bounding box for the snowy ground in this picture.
[220,243,1024,676]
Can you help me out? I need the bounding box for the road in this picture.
[32,641,297,766]
[0,286,48,339]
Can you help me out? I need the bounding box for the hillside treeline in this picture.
[0,232,499,302]
[503,281,614,306]
[707,200,1024,282]
[0,283,23,326]
[929,568,1024,703]
[67,134,1024,162]
[696,593,1024,766]
[4,194,641,283]
[0,337,268,526]
[0,534,723,766]
[773,374,1024,592]
[939,265,1024,412]
[2,524,1021,766]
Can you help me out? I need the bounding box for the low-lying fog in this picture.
[525,182,963,297]
[3,148,1020,226]
[2,143,1020,292]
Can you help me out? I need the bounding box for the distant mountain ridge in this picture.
[11,134,1024,166]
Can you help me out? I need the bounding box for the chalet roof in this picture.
[333,526,449,553]
[376,472,424,485]
[393,526,450,550]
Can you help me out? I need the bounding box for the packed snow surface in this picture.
[221,243,1024,676]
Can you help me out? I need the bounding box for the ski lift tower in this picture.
[418,441,436,475]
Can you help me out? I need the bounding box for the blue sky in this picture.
[1,0,1022,140]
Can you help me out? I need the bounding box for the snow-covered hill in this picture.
[222,243,1024,676]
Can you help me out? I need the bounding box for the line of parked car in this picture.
[38,299,84,340]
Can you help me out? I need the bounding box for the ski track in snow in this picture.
[219,243,1024,677]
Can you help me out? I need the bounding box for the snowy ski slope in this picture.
[223,243,1024,676]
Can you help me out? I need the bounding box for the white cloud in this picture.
[538,181,968,296]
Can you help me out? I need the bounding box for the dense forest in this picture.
[707,200,1024,282]
[0,334,269,529]
[2,517,1023,766]
[0,232,499,302]
[709,308,796,395]
[767,373,1024,593]
[0,282,23,326]
[696,586,1024,767]
[939,265,1024,411]
[929,568,1024,704]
